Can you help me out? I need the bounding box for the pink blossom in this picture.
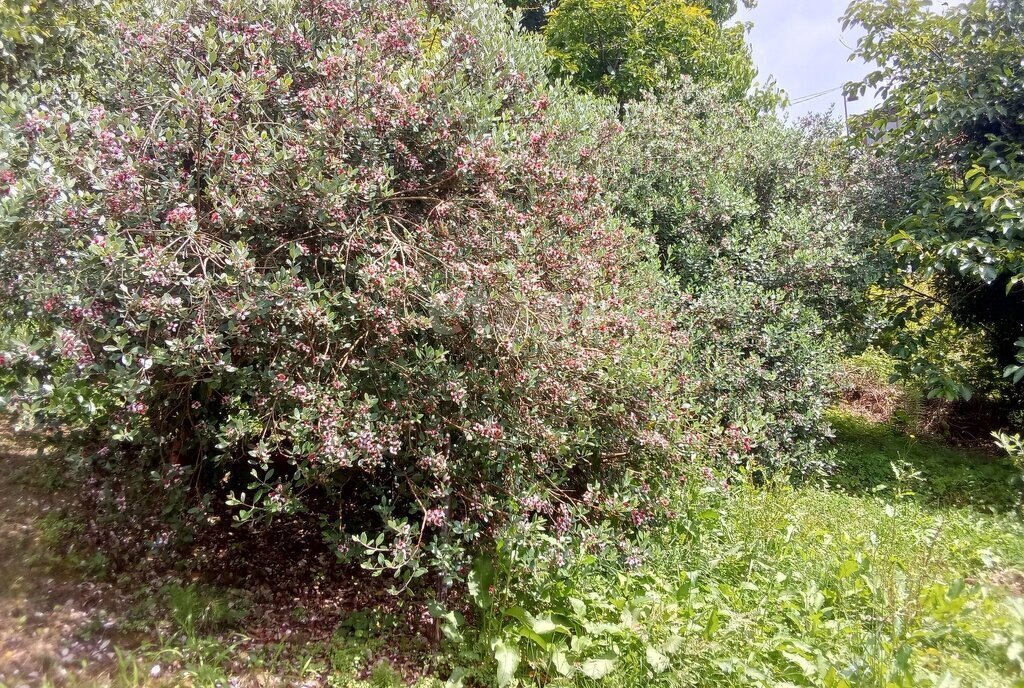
[165,206,197,225]
[471,419,504,441]
[423,508,446,527]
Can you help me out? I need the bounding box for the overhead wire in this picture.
[788,85,844,105]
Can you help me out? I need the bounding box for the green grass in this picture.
[676,415,1024,686]
[7,411,1024,687]
[535,485,1024,687]
[455,411,1024,688]
[828,410,1021,511]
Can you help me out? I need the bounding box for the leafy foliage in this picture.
[0,0,111,88]
[543,0,756,102]
[444,427,1024,687]
[830,410,1020,510]
[3,2,1024,688]
[502,0,755,33]
[994,430,1024,488]
[868,282,1003,402]
[844,0,1024,403]
[588,83,895,470]
[0,0,689,588]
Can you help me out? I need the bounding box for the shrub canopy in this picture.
[1,0,687,584]
[587,84,894,469]
[0,0,894,590]
[845,0,1024,403]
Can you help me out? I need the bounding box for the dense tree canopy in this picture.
[845,0,1024,402]
[504,0,754,29]
[544,0,755,101]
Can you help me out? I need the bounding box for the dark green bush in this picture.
[588,83,894,471]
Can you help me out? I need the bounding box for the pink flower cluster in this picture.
[165,206,197,225]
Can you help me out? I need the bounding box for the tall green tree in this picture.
[502,0,554,31]
[505,0,753,29]
[696,0,754,22]
[844,0,1024,403]
[542,0,755,102]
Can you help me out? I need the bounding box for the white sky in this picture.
[734,0,966,121]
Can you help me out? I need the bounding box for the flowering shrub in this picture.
[0,0,110,88]
[0,0,688,586]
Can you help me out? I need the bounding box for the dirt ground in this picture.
[0,426,436,688]
[0,429,128,686]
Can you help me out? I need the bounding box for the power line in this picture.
[784,85,851,134]
[788,85,843,105]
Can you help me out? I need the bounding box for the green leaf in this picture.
[702,607,720,639]
[837,559,859,579]
[493,640,520,688]
[579,654,617,680]
[781,650,816,677]
[503,607,530,626]
[646,646,671,673]
[445,667,468,688]
[532,615,570,636]
[514,626,548,650]
[468,557,494,609]
[551,649,573,677]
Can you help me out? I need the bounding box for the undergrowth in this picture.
[449,450,1024,687]
[4,411,1024,687]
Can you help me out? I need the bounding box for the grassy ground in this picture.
[492,410,1024,687]
[828,410,1021,511]
[0,411,1022,687]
